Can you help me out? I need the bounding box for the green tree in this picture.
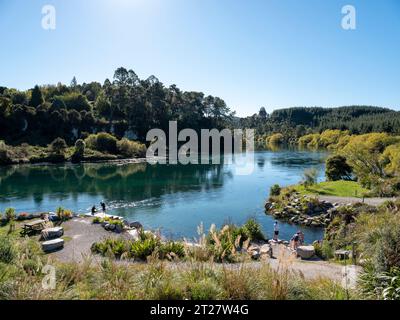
[50,137,67,155]
[325,155,353,181]
[30,85,44,108]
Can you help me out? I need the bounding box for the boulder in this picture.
[42,238,64,252]
[260,244,273,258]
[40,227,64,240]
[127,228,140,241]
[115,224,123,233]
[297,246,315,259]
[251,251,260,260]
[130,221,143,229]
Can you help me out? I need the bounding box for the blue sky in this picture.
[0,0,399,116]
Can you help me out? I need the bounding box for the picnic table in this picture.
[21,219,47,236]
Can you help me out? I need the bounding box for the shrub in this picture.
[270,184,281,196]
[50,138,67,155]
[0,236,16,264]
[302,168,319,187]
[242,218,265,241]
[56,207,73,221]
[117,138,146,158]
[159,241,185,259]
[189,279,223,300]
[4,208,16,222]
[85,132,118,154]
[71,139,85,163]
[0,141,12,165]
[129,237,159,261]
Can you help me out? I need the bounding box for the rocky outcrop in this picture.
[265,192,341,228]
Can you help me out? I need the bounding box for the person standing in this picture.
[100,201,106,212]
[273,221,279,241]
[291,231,300,250]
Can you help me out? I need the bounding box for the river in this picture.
[0,150,327,243]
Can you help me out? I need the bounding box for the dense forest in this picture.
[1,67,400,163]
[0,67,234,146]
[241,106,400,144]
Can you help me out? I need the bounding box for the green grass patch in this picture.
[292,180,370,198]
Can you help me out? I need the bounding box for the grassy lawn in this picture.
[292,180,370,198]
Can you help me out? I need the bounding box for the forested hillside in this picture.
[241,106,400,144]
[0,67,234,146]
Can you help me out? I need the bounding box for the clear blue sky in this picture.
[0,0,399,116]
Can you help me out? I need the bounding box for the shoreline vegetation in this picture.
[2,71,400,300]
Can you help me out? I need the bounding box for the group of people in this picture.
[91,201,106,215]
[273,221,305,250]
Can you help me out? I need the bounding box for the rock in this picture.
[247,244,260,254]
[42,238,64,252]
[251,251,260,260]
[115,224,123,233]
[130,221,143,229]
[260,244,273,258]
[297,246,315,259]
[127,228,140,241]
[48,213,61,222]
[108,224,116,231]
[40,227,64,240]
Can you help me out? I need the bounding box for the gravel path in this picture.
[50,217,125,263]
[48,219,359,287]
[317,195,395,206]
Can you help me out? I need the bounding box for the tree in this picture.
[50,137,67,155]
[302,168,319,187]
[71,139,85,163]
[325,155,353,181]
[70,76,78,89]
[258,107,267,120]
[30,85,44,108]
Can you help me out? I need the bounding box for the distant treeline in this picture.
[0,67,234,146]
[1,68,399,148]
[240,106,400,143]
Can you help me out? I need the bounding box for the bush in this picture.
[71,139,85,163]
[85,132,118,154]
[270,184,281,196]
[129,236,159,260]
[325,155,353,181]
[0,236,16,264]
[50,138,67,155]
[159,241,185,259]
[242,218,265,241]
[117,138,146,158]
[56,207,73,221]
[0,141,12,165]
[4,208,16,222]
[302,168,319,187]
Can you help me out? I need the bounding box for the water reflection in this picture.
[0,151,327,242]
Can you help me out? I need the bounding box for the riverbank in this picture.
[0,215,359,300]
